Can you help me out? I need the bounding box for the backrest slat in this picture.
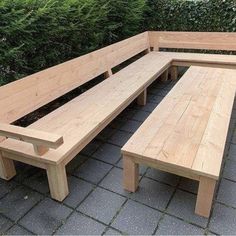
[149,31,236,51]
[0,32,150,124]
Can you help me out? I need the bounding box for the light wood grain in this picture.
[149,31,236,51]
[0,123,63,153]
[0,32,149,124]
[195,177,216,218]
[137,89,147,106]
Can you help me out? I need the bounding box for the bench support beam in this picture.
[0,152,16,180]
[46,164,69,201]
[137,89,147,106]
[170,66,178,80]
[161,69,169,82]
[195,176,216,218]
[123,156,139,192]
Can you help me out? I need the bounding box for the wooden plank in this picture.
[0,53,172,165]
[0,152,16,180]
[0,123,64,150]
[195,176,216,218]
[46,163,69,201]
[137,89,147,106]
[123,155,139,192]
[0,32,150,124]
[149,31,236,51]
[170,66,178,80]
[122,66,236,179]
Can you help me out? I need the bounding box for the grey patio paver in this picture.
[19,198,72,235]
[111,200,162,235]
[109,130,133,147]
[217,178,236,208]
[145,168,180,187]
[56,212,106,235]
[6,225,32,235]
[120,119,142,133]
[63,176,94,208]
[223,159,236,181]
[0,215,13,234]
[0,179,18,199]
[209,203,236,235]
[0,186,43,221]
[178,177,199,194]
[104,228,121,235]
[167,190,208,227]
[99,167,131,196]
[131,110,150,122]
[78,187,126,224]
[92,143,122,164]
[130,177,175,211]
[73,159,113,184]
[155,215,204,235]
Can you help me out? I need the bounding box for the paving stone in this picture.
[109,118,127,129]
[14,163,39,183]
[63,176,94,208]
[131,110,150,122]
[56,212,105,235]
[81,140,102,156]
[139,102,158,113]
[217,179,236,208]
[92,143,121,164]
[0,186,43,221]
[6,225,32,235]
[74,159,113,184]
[66,154,88,174]
[96,127,116,141]
[19,198,72,235]
[111,200,161,235]
[145,168,180,186]
[178,178,199,194]
[167,190,208,227]
[147,95,163,105]
[120,120,142,133]
[99,168,131,196]
[78,187,126,224]
[0,215,13,234]
[209,203,236,235]
[130,177,174,210]
[119,108,137,120]
[104,228,121,235]
[0,179,18,199]
[108,130,133,147]
[23,170,49,194]
[228,143,236,160]
[156,215,204,235]
[223,159,236,181]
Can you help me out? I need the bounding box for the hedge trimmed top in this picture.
[1,0,235,85]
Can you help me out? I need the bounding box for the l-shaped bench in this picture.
[0,31,236,201]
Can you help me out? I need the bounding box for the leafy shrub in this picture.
[144,0,236,32]
[1,0,236,85]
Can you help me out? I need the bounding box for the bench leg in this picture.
[161,69,169,82]
[195,176,216,218]
[123,156,139,192]
[0,152,16,180]
[170,66,178,80]
[137,89,147,106]
[46,164,69,201]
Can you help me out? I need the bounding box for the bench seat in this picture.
[122,66,236,218]
[0,52,171,200]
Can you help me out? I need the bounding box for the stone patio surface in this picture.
[0,77,236,235]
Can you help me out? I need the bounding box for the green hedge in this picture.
[144,0,236,32]
[1,0,236,85]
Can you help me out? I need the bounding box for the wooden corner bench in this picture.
[1,31,236,201]
[122,66,236,218]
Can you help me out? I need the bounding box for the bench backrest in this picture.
[0,32,150,124]
[149,31,236,51]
